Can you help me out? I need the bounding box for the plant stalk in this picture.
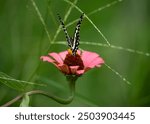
[1,79,76,107]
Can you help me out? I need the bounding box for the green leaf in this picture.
[0,72,46,92]
[20,94,30,107]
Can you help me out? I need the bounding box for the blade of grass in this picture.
[30,0,52,42]
[80,41,150,57]
[53,41,150,57]
[104,63,131,85]
[62,0,111,46]
[20,94,30,107]
[88,0,123,15]
[65,0,123,28]
[0,72,46,92]
[47,0,58,28]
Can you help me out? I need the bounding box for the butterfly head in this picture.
[67,48,77,56]
[68,48,73,55]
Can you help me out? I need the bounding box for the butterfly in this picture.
[57,13,84,56]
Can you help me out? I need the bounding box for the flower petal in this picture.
[70,66,79,74]
[41,50,104,76]
[59,51,68,60]
[76,70,85,75]
[84,57,104,72]
[87,57,104,68]
[40,56,54,63]
[49,52,63,64]
[57,64,70,74]
[77,50,81,55]
[81,51,99,67]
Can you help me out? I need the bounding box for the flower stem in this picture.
[1,79,76,107]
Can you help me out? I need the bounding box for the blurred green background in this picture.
[0,0,150,106]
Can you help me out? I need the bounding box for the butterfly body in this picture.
[57,13,84,56]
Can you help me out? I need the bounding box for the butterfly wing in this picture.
[72,13,84,55]
[57,14,72,48]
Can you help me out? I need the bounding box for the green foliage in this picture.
[0,72,45,92]
[0,0,150,106]
[20,94,30,107]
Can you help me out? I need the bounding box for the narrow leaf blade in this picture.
[0,72,46,91]
[20,94,30,107]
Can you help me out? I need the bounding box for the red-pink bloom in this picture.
[40,50,104,76]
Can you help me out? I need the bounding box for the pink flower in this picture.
[40,50,104,76]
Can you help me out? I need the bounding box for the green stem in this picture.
[0,79,76,107]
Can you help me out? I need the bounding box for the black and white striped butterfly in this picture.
[57,13,84,56]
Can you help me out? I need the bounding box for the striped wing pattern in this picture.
[58,13,84,56]
[72,13,84,55]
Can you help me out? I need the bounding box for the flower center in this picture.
[64,49,84,70]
